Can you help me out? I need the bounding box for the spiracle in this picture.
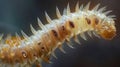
[0,2,116,67]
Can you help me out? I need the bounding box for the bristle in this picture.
[0,2,116,67]
[112,18,116,20]
[65,38,74,48]
[108,15,116,18]
[58,45,66,53]
[93,31,100,38]
[87,31,92,37]
[63,8,67,15]
[83,2,90,11]
[21,30,29,39]
[92,3,100,11]
[98,6,106,13]
[101,18,106,23]
[67,3,70,15]
[30,24,36,34]
[37,19,43,29]
[75,2,79,12]
[73,35,81,44]
[0,34,4,40]
[45,12,52,23]
[37,18,46,30]
[51,52,57,59]
[66,42,74,48]
[15,32,21,41]
[108,15,116,20]
[80,33,87,40]
[80,4,83,10]
[56,6,61,18]
[104,10,112,15]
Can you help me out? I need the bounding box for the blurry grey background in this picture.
[0,0,120,67]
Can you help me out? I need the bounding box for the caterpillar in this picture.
[0,2,116,67]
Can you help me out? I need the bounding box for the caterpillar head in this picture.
[95,17,116,40]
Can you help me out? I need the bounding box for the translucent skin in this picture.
[0,3,116,67]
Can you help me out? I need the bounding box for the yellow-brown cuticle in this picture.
[69,21,75,28]
[51,30,58,37]
[62,25,65,31]
[86,18,91,24]
[38,42,41,45]
[94,17,99,25]
[100,29,116,40]
[21,51,27,58]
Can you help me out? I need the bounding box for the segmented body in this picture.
[0,2,116,67]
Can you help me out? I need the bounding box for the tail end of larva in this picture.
[95,17,116,40]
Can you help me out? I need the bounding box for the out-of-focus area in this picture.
[0,0,120,67]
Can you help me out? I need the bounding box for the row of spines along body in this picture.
[0,2,114,67]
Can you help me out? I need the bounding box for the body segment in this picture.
[0,2,116,67]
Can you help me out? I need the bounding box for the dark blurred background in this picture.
[0,0,120,67]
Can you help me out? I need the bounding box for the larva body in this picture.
[0,2,116,67]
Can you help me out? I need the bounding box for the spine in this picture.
[0,2,116,67]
